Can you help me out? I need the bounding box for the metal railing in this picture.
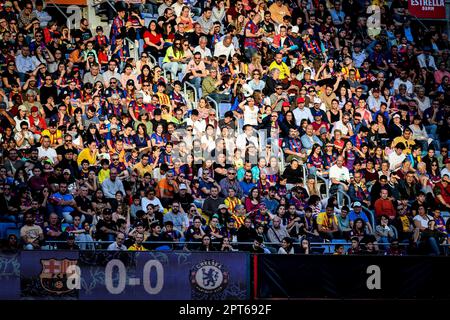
[205,96,218,118]
[184,81,199,107]
[27,239,450,256]
[315,174,329,199]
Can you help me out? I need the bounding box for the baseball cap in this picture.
[291,26,299,34]
[218,204,228,210]
[18,105,28,112]
[31,106,38,113]
[110,124,118,130]
[127,79,135,86]
[353,201,362,207]
[282,101,290,107]
[87,52,95,57]
[319,127,327,134]
[304,68,312,74]
[135,92,143,99]
[63,169,71,174]
[393,113,401,119]
[297,97,305,104]
[179,183,187,190]
[4,2,13,7]
[96,26,103,32]
[313,97,322,104]
[49,119,57,127]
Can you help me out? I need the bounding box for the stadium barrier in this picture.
[1,248,450,300]
[254,254,450,300]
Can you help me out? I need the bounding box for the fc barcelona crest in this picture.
[39,259,78,294]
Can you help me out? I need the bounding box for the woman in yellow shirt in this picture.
[77,140,98,166]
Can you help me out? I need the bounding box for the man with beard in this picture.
[24,147,40,174]
[163,201,188,234]
[4,149,24,177]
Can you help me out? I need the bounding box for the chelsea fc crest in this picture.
[190,260,229,294]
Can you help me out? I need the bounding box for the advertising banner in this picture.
[408,0,446,19]
[256,255,450,299]
[18,251,250,300]
[0,252,20,300]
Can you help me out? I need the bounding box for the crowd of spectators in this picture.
[0,0,449,256]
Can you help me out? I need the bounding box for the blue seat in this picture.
[155,245,171,251]
[0,223,16,240]
[218,102,231,118]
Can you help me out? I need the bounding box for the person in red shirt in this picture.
[434,176,450,211]
[374,188,396,221]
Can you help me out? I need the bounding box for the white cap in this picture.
[291,26,299,34]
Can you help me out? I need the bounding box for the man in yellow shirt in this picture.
[40,119,63,148]
[77,140,98,166]
[128,233,148,251]
[269,53,290,80]
[316,205,339,240]
[133,154,153,178]
[391,127,416,154]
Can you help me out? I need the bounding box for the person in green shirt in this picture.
[162,40,187,82]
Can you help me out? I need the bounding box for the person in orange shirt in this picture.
[156,170,179,207]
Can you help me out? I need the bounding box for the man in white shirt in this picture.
[107,233,127,251]
[214,35,236,60]
[193,36,212,60]
[329,156,351,203]
[37,135,58,164]
[292,97,313,126]
[236,124,259,152]
[102,168,126,199]
[388,142,407,171]
[331,112,353,139]
[141,188,164,213]
[393,69,414,94]
[185,109,206,137]
[102,60,121,87]
[171,0,184,17]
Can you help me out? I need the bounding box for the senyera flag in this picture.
[408,0,446,19]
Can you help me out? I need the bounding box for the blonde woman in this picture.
[247,54,265,77]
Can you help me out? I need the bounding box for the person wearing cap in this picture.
[292,96,313,126]
[22,89,44,116]
[348,201,373,234]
